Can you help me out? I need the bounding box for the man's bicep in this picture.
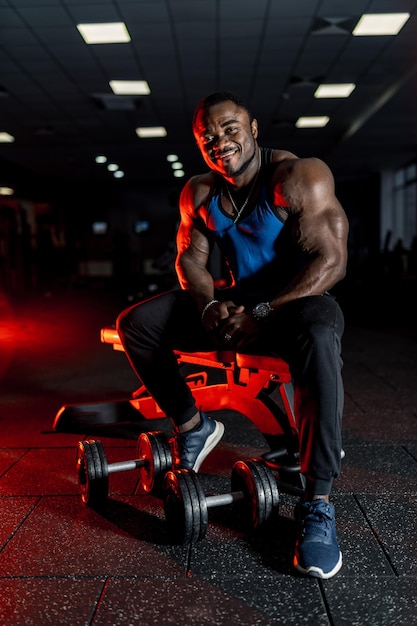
[297,163,348,251]
[176,219,211,264]
[297,204,347,254]
[319,206,348,258]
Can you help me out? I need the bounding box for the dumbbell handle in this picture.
[107,458,146,474]
[206,490,245,508]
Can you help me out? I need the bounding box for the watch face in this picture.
[254,302,272,319]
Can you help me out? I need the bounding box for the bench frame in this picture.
[53,326,298,450]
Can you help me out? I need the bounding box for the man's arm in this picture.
[175,176,240,328]
[175,176,213,306]
[175,175,227,317]
[268,156,349,309]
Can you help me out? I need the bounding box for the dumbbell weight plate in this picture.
[163,469,208,545]
[231,459,279,530]
[136,431,173,494]
[254,460,280,521]
[76,440,109,505]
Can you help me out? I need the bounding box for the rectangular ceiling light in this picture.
[110,80,151,95]
[0,132,15,142]
[314,83,356,98]
[352,13,410,36]
[296,116,329,128]
[136,127,167,138]
[77,22,131,44]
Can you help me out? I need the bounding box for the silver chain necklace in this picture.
[224,149,261,224]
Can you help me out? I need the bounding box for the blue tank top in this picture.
[206,185,284,282]
[201,149,301,303]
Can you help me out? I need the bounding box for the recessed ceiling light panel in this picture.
[0,187,14,195]
[353,13,410,36]
[296,116,330,128]
[315,84,355,98]
[77,22,131,44]
[0,132,15,142]
[109,80,150,95]
[136,127,167,138]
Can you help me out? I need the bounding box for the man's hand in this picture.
[216,308,262,349]
[201,300,243,333]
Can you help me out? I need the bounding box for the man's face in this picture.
[193,100,258,178]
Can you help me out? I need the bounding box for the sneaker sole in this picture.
[294,551,343,579]
[192,420,225,472]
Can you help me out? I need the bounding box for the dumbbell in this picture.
[163,459,279,545]
[76,430,172,506]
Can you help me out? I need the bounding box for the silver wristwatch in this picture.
[252,302,273,321]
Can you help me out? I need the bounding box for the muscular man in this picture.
[117,91,349,579]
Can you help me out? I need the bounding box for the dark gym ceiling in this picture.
[0,0,417,194]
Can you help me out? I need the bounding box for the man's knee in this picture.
[116,302,147,338]
[298,295,344,338]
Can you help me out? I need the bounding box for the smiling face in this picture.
[193,99,259,179]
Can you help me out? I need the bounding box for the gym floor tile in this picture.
[0,496,38,545]
[0,449,79,496]
[0,576,105,626]
[0,449,28,475]
[0,495,184,577]
[324,578,417,626]
[336,444,417,494]
[93,576,329,625]
[353,494,417,576]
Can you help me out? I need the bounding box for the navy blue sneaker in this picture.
[176,412,224,472]
[294,499,342,579]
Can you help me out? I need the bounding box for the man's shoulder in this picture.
[267,150,326,169]
[268,148,298,163]
[185,171,217,207]
[188,170,216,186]
[265,150,299,183]
[271,154,331,181]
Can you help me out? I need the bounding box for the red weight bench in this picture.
[53,326,300,469]
[101,326,296,439]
